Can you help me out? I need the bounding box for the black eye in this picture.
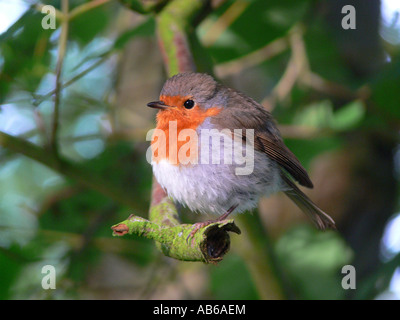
[184,99,195,109]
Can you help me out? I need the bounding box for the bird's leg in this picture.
[218,204,238,220]
[186,204,238,244]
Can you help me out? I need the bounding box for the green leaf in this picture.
[371,57,400,118]
[293,99,365,131]
[330,100,365,131]
[294,100,334,128]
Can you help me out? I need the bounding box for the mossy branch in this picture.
[111,214,240,263]
[156,0,207,75]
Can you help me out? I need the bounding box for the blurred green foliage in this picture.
[0,0,399,300]
[276,226,352,299]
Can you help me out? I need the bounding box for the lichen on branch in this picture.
[111,213,241,263]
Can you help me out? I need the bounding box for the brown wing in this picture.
[211,86,313,188]
[254,131,313,188]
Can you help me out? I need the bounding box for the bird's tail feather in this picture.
[281,174,336,230]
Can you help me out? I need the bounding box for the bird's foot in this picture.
[186,205,238,245]
[186,219,221,245]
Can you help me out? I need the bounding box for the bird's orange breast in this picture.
[151,95,221,165]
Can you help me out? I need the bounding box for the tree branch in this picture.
[215,37,288,78]
[69,0,113,20]
[201,0,250,47]
[156,0,206,75]
[111,214,240,263]
[263,24,369,110]
[118,0,168,14]
[0,130,141,211]
[50,0,69,154]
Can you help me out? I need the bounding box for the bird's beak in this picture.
[147,101,172,110]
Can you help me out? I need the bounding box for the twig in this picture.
[263,24,369,109]
[34,55,110,107]
[278,124,332,140]
[215,37,288,78]
[156,0,205,75]
[301,71,370,101]
[33,108,48,145]
[201,0,250,47]
[264,26,308,109]
[69,0,113,20]
[112,214,240,263]
[0,130,142,211]
[50,0,69,154]
[33,16,154,107]
[118,0,168,14]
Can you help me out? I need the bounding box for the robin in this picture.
[147,72,335,237]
